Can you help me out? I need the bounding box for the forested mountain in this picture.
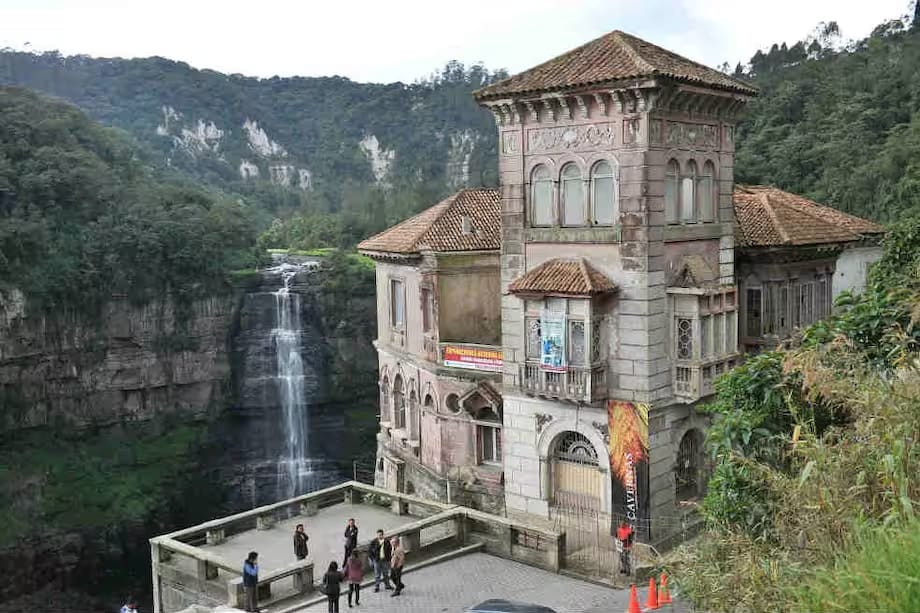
[734,16,920,222]
[2,8,919,247]
[0,86,262,313]
[0,52,503,244]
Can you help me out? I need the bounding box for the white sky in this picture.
[0,0,913,83]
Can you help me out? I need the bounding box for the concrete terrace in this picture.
[151,481,662,613]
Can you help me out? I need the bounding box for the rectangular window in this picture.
[389,279,405,328]
[592,175,616,226]
[568,320,586,366]
[818,276,828,318]
[746,288,762,338]
[680,177,695,221]
[665,172,679,224]
[701,316,711,358]
[779,285,788,336]
[676,318,693,360]
[698,174,714,222]
[477,425,501,464]
[532,179,553,226]
[562,176,586,226]
[727,311,737,353]
[764,284,775,335]
[421,288,434,333]
[525,317,542,360]
[713,313,723,355]
[802,283,814,325]
[792,283,802,328]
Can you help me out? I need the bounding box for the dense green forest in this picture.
[0,53,503,247]
[735,14,920,222]
[0,87,262,314]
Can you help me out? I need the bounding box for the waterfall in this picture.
[270,261,315,499]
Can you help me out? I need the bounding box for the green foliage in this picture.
[0,422,204,546]
[735,22,920,222]
[0,86,263,315]
[792,520,920,612]
[0,53,504,243]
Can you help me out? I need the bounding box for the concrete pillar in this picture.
[300,501,319,517]
[293,563,314,594]
[454,515,468,546]
[257,514,274,530]
[206,528,225,545]
[402,530,421,554]
[197,558,218,581]
[344,487,355,504]
[150,542,162,613]
[390,498,406,516]
[549,532,566,572]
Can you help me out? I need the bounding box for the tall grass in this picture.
[792,520,920,612]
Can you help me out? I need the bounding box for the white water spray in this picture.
[270,262,315,498]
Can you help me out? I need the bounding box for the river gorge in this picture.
[0,254,378,612]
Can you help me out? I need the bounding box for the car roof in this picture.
[466,599,558,613]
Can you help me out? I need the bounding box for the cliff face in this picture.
[0,256,378,609]
[0,289,240,432]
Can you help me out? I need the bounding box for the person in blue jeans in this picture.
[366,529,392,591]
[242,551,260,612]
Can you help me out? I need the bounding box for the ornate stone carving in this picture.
[542,99,556,122]
[491,109,504,127]
[573,95,588,119]
[664,121,720,149]
[593,93,608,116]
[556,95,572,120]
[649,119,662,144]
[535,413,554,433]
[592,421,610,445]
[526,123,615,153]
[524,100,539,123]
[623,118,640,144]
[501,131,518,155]
[723,125,734,147]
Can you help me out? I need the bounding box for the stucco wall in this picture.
[437,252,501,345]
[833,245,882,299]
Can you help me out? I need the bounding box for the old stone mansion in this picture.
[357,30,882,547]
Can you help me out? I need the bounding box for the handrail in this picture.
[160,480,455,541]
[154,537,240,575]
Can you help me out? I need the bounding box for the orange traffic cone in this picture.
[627,584,642,613]
[658,573,672,605]
[644,576,659,610]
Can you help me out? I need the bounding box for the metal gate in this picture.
[549,432,619,579]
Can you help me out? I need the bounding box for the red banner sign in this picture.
[442,345,503,372]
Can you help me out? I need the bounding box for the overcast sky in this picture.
[0,0,913,83]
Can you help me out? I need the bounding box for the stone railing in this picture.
[151,481,565,613]
[520,362,607,403]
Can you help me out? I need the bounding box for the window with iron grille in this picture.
[676,318,693,360]
[478,425,502,464]
[676,429,704,501]
[525,317,541,360]
[746,288,762,337]
[568,319,586,366]
[591,319,602,363]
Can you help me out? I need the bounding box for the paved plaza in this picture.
[290,553,684,613]
[202,502,412,571]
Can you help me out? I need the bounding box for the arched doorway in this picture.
[676,428,705,502]
[550,431,604,512]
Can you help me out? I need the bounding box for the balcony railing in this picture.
[519,362,607,403]
[674,355,739,401]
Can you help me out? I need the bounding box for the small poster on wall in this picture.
[540,312,566,371]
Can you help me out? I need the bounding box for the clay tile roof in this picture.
[732,185,884,248]
[357,188,501,256]
[474,30,757,100]
[508,258,617,296]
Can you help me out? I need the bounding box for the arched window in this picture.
[530,165,553,226]
[423,394,434,411]
[380,377,390,422]
[676,429,705,501]
[408,390,419,439]
[561,163,586,226]
[591,160,616,226]
[681,160,697,222]
[393,375,406,429]
[698,161,716,222]
[665,159,680,224]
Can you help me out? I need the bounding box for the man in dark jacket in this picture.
[366,528,393,591]
[294,523,309,560]
[242,551,259,612]
[342,518,358,566]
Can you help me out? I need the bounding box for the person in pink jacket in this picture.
[344,550,364,607]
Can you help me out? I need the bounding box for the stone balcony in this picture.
[519,362,607,404]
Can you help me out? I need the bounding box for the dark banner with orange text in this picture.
[607,400,651,541]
